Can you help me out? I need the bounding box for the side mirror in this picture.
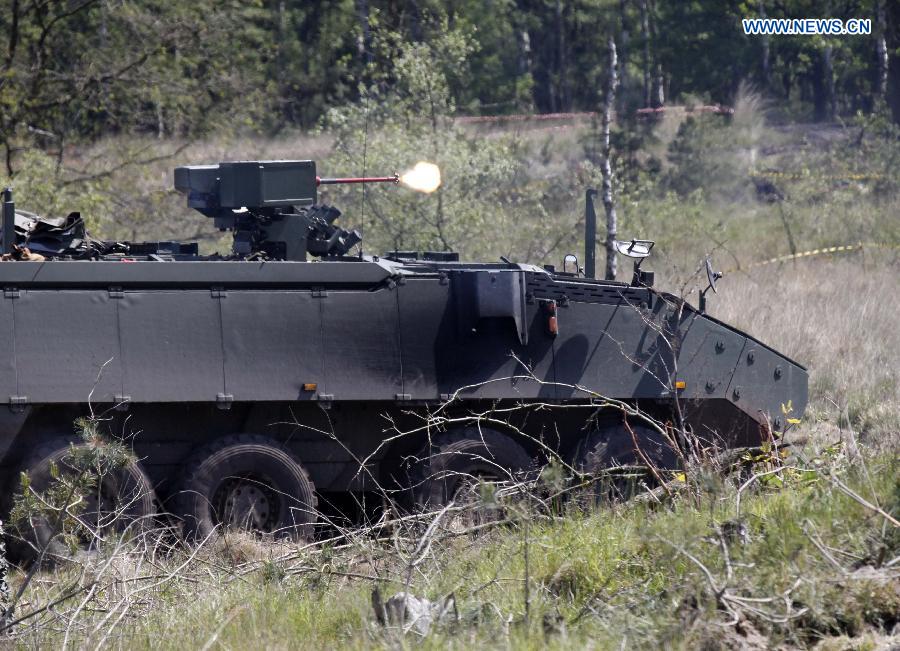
[617,238,657,287]
[705,257,723,293]
[614,239,655,259]
[699,257,723,314]
[563,253,580,275]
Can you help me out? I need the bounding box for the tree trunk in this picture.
[601,38,619,281]
[875,0,888,107]
[813,45,835,121]
[649,0,663,107]
[619,0,629,105]
[758,0,770,90]
[407,0,422,41]
[816,0,836,121]
[355,0,372,65]
[824,44,835,118]
[888,0,900,123]
[517,29,534,112]
[640,0,651,107]
[156,102,164,139]
[555,0,569,111]
[654,63,665,107]
[275,0,288,121]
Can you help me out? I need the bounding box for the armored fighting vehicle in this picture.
[0,160,807,552]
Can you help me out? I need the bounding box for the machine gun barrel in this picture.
[316,174,399,186]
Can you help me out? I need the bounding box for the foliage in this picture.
[0,2,236,172]
[9,418,132,558]
[664,114,752,200]
[321,25,558,260]
[3,0,900,178]
[0,149,112,227]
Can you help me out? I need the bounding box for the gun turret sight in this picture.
[174,160,398,261]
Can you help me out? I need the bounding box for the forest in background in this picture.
[1,0,900,166]
[1,0,898,271]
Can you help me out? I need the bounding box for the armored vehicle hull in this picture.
[0,260,805,505]
[0,163,807,550]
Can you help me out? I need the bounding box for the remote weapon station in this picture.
[0,160,807,555]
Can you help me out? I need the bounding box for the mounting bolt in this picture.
[773,417,782,429]
[732,387,741,400]
[774,366,783,379]
[747,350,755,364]
[705,381,716,393]
[715,340,725,353]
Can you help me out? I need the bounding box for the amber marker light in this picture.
[547,315,558,335]
[544,300,559,336]
[303,383,318,392]
[675,381,686,390]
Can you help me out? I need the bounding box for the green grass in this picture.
[8,449,897,649]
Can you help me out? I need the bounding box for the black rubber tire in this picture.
[408,428,533,509]
[10,437,156,563]
[175,434,317,541]
[573,420,678,501]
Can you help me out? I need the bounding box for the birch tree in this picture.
[601,37,619,281]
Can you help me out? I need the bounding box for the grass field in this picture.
[10,456,899,650]
[1,110,898,649]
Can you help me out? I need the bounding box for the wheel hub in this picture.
[217,478,277,533]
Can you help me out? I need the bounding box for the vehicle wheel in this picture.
[408,428,533,511]
[10,437,156,563]
[175,435,317,541]
[572,420,678,502]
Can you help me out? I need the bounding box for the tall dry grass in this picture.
[4,432,897,650]
[716,255,900,445]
